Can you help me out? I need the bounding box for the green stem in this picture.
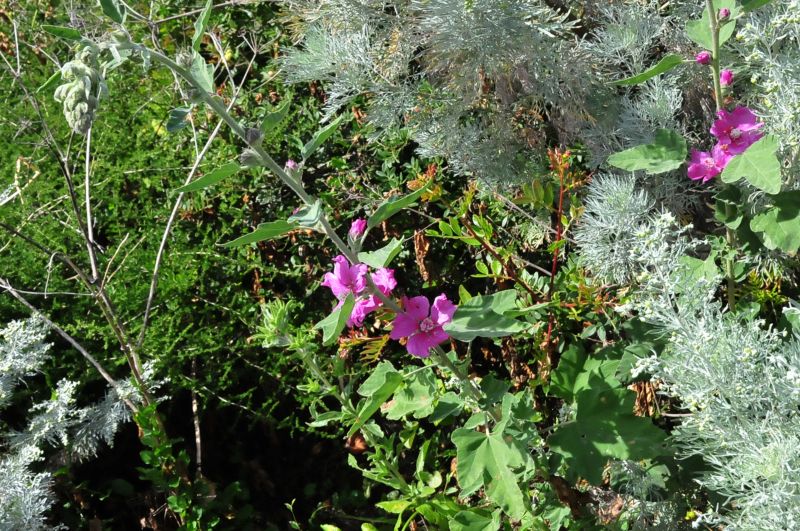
[138,45,405,314]
[705,0,737,309]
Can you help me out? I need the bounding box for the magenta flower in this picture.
[695,51,711,65]
[321,255,368,300]
[720,69,734,87]
[348,268,398,327]
[390,294,457,358]
[321,255,398,328]
[349,218,367,238]
[710,106,763,155]
[718,7,730,19]
[687,146,730,183]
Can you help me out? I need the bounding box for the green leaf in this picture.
[192,0,213,52]
[686,0,738,49]
[367,181,432,230]
[750,191,800,254]
[376,500,412,515]
[221,220,298,247]
[314,293,355,346]
[611,54,684,86]
[99,0,124,23]
[714,186,744,229]
[36,71,62,94]
[450,510,500,531]
[607,129,687,174]
[350,361,403,437]
[548,388,669,484]
[301,115,344,161]
[41,25,82,41]
[260,100,291,134]
[358,238,403,268]
[190,53,214,93]
[166,107,192,132]
[444,290,526,342]
[385,368,437,420]
[679,255,720,286]
[549,345,620,402]
[452,428,528,520]
[741,0,774,12]
[175,162,240,193]
[720,135,782,194]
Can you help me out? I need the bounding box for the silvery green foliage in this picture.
[1,320,134,528]
[0,446,55,531]
[577,1,703,215]
[733,0,800,183]
[0,317,50,408]
[280,0,601,186]
[616,215,800,530]
[574,174,653,284]
[53,44,108,135]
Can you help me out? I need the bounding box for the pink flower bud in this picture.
[718,7,730,19]
[695,51,712,65]
[720,69,734,87]
[349,218,367,238]
[285,159,299,171]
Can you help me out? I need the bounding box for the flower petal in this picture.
[372,268,397,295]
[430,294,457,326]
[390,311,419,339]
[403,295,430,321]
[406,333,434,358]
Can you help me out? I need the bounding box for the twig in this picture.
[0,279,137,413]
[151,0,266,25]
[191,359,203,478]
[84,127,100,280]
[135,51,257,352]
[460,215,540,301]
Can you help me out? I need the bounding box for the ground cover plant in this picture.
[2,0,800,529]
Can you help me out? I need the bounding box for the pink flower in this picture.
[372,268,397,296]
[285,159,299,171]
[349,218,367,238]
[321,255,368,300]
[710,106,763,155]
[720,69,734,86]
[390,294,457,357]
[347,268,398,327]
[718,7,730,19]
[322,256,398,327]
[687,146,730,183]
[695,51,712,65]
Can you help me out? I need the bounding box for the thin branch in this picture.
[85,127,100,280]
[135,52,257,352]
[0,279,138,413]
[151,0,266,25]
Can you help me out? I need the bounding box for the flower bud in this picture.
[239,148,262,168]
[718,7,730,20]
[285,159,299,171]
[349,218,367,238]
[245,127,263,147]
[695,51,712,65]
[720,69,734,87]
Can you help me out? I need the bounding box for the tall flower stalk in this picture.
[706,0,738,310]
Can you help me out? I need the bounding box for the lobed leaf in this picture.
[720,135,782,194]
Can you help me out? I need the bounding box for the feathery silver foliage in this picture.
[574,174,653,284]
